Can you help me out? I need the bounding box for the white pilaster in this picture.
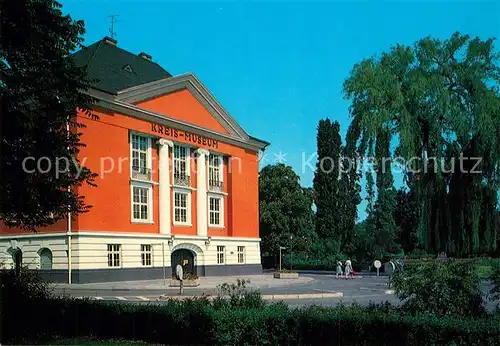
[196,148,210,237]
[157,139,173,235]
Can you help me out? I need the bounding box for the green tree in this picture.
[313,119,342,248]
[0,0,97,231]
[344,32,500,256]
[259,164,315,258]
[372,129,400,255]
[340,119,363,254]
[395,188,420,253]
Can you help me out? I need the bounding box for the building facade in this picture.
[0,37,269,283]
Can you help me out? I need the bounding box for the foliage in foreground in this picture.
[4,296,500,345]
[3,268,500,345]
[1,0,97,230]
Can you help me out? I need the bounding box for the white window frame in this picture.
[141,244,152,267]
[131,182,153,223]
[217,245,226,264]
[237,246,246,264]
[130,132,152,180]
[172,144,191,182]
[107,244,121,268]
[208,194,224,228]
[173,189,192,226]
[208,153,223,183]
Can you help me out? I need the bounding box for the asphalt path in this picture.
[51,274,398,307]
[51,274,497,310]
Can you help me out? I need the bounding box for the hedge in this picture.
[3,297,500,345]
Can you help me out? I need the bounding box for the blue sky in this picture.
[62,0,500,219]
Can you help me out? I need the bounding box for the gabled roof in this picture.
[116,73,250,140]
[72,37,171,94]
[75,37,269,151]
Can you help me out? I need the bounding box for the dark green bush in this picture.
[390,260,485,317]
[215,278,265,309]
[3,295,500,345]
[3,271,500,345]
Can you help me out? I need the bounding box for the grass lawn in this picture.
[404,258,500,279]
[476,264,495,279]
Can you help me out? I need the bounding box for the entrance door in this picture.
[171,249,195,276]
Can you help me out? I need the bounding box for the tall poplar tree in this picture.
[340,119,363,253]
[373,129,399,255]
[314,119,342,247]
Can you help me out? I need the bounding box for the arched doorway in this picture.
[39,248,53,270]
[171,249,196,276]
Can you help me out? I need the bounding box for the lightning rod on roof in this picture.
[108,14,119,39]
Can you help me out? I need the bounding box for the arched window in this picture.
[10,248,22,273]
[39,248,52,270]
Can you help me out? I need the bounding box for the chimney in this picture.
[103,36,117,46]
[139,52,152,61]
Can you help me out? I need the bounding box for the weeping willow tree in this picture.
[344,32,500,256]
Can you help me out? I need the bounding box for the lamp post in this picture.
[290,235,293,271]
[151,242,166,285]
[279,246,286,271]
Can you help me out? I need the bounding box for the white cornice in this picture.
[0,231,261,242]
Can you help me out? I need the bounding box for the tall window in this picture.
[132,185,150,221]
[209,154,222,182]
[174,191,190,224]
[173,145,188,181]
[107,244,121,267]
[141,244,152,266]
[237,246,245,264]
[217,246,225,264]
[131,134,149,173]
[209,196,223,227]
[208,154,223,192]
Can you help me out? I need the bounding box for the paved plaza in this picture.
[51,273,496,310]
[52,273,396,305]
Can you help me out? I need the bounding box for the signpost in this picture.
[374,260,382,277]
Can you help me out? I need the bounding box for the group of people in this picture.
[335,257,354,279]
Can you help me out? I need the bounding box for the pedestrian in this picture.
[176,263,184,295]
[336,260,343,278]
[345,257,353,279]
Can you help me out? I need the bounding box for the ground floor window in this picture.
[107,244,121,267]
[141,244,152,266]
[217,246,225,264]
[237,246,245,264]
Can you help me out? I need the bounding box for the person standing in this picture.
[176,263,184,295]
[336,260,343,278]
[345,257,353,279]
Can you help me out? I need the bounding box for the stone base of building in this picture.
[32,264,262,283]
[1,231,263,283]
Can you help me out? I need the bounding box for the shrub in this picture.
[390,260,485,317]
[3,296,500,345]
[216,278,265,309]
[0,265,53,301]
